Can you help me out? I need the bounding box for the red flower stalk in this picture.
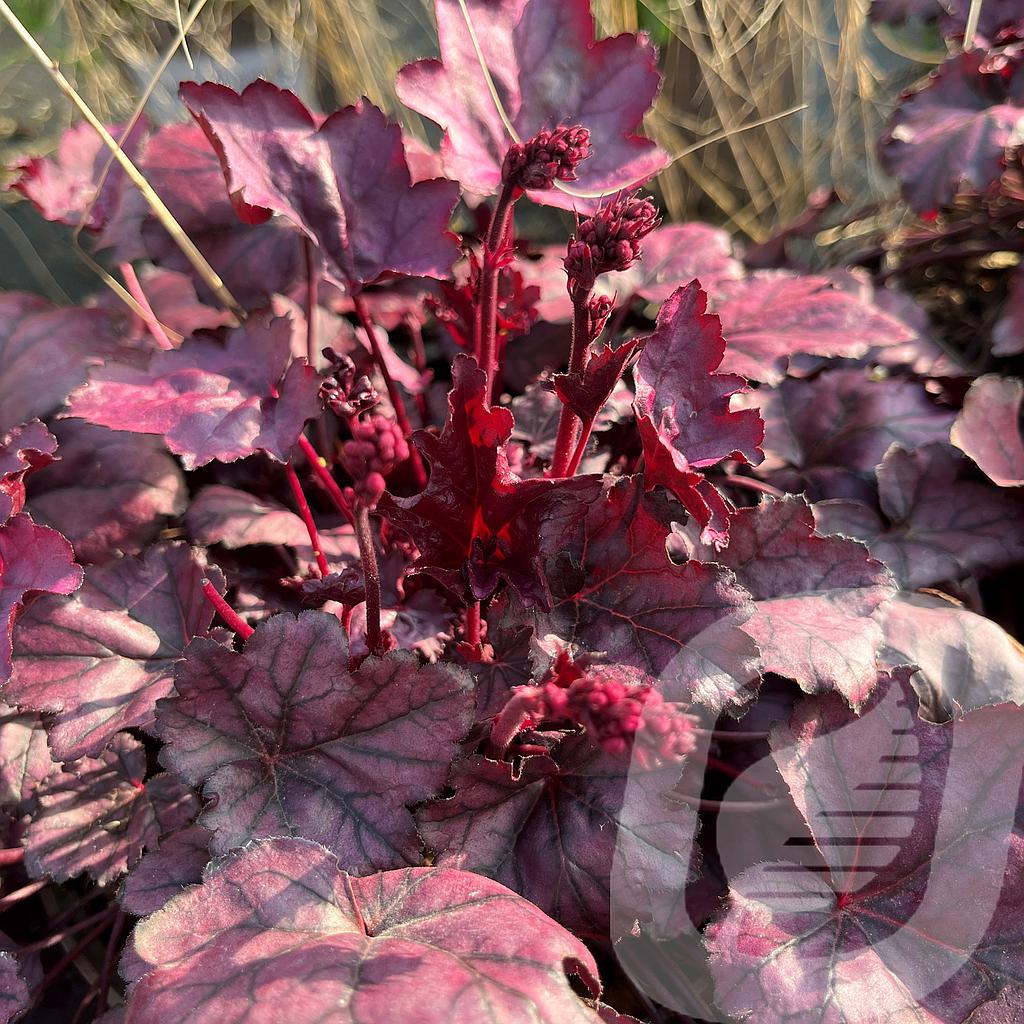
[491,654,696,768]
[563,191,660,299]
[502,125,591,192]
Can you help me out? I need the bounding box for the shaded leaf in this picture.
[180,80,460,289]
[6,544,222,761]
[0,702,55,808]
[950,374,1024,487]
[156,611,474,872]
[27,422,187,563]
[25,733,197,885]
[397,0,667,210]
[122,837,603,1024]
[0,953,28,1024]
[119,824,210,917]
[185,484,310,549]
[705,672,1024,1023]
[633,283,764,546]
[66,313,319,469]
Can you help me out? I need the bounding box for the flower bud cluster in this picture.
[502,125,591,191]
[341,416,410,509]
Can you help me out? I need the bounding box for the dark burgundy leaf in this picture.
[396,0,668,211]
[467,592,533,717]
[950,374,1024,487]
[0,513,82,683]
[556,336,642,423]
[0,701,55,808]
[713,497,896,707]
[0,954,28,1024]
[633,283,764,546]
[25,733,197,885]
[814,442,1024,588]
[419,736,695,937]
[748,368,956,501]
[705,672,1024,1023]
[710,272,916,384]
[66,312,320,469]
[510,382,563,462]
[0,294,125,435]
[11,118,146,231]
[880,50,1024,212]
[536,477,758,712]
[119,824,210,917]
[121,837,604,1024]
[0,421,57,525]
[101,122,302,307]
[379,355,601,605]
[876,591,1024,721]
[6,543,222,761]
[180,80,461,289]
[156,611,474,872]
[26,422,186,563]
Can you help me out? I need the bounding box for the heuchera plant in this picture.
[0,0,1023,1021]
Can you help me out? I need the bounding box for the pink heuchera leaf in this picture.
[121,837,604,1024]
[0,294,124,435]
[748,368,956,500]
[814,442,1024,588]
[993,269,1024,356]
[25,732,198,885]
[709,272,916,385]
[396,0,668,211]
[536,478,758,712]
[100,122,302,307]
[6,543,222,762]
[876,591,1024,721]
[119,824,210,917]
[0,701,55,808]
[179,80,461,289]
[379,355,601,606]
[66,312,320,469]
[0,954,28,1024]
[26,422,187,563]
[419,736,695,938]
[0,421,57,525]
[633,282,764,546]
[711,497,897,708]
[950,374,1024,487]
[0,513,82,683]
[11,119,146,231]
[705,672,1024,1023]
[155,611,474,872]
[880,50,1024,213]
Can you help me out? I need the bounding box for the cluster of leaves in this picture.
[0,0,1021,1021]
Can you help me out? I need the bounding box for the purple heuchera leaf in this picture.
[121,838,604,1024]
[0,954,28,1024]
[709,272,916,385]
[536,478,758,712]
[119,824,210,917]
[950,374,1024,487]
[185,484,317,549]
[0,294,124,435]
[0,421,57,525]
[712,497,897,708]
[26,422,187,563]
[705,672,1024,1023]
[6,543,222,762]
[179,80,461,289]
[0,513,82,683]
[379,355,601,606]
[993,268,1024,356]
[814,442,1024,588]
[749,368,956,501]
[11,118,147,231]
[155,610,474,872]
[633,282,764,546]
[876,591,1024,721]
[555,336,642,425]
[66,312,319,469]
[0,701,55,808]
[396,0,668,211]
[25,732,198,885]
[419,735,695,938]
[880,50,1024,213]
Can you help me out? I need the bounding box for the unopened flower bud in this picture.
[502,125,591,192]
